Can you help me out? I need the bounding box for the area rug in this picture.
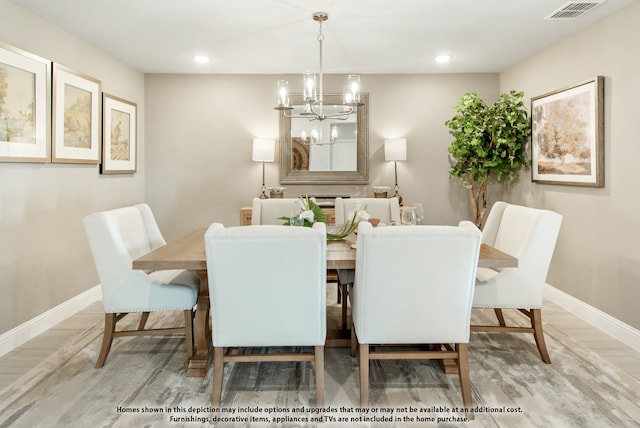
[1,306,639,428]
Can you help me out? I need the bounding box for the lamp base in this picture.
[259,185,269,199]
[392,188,403,206]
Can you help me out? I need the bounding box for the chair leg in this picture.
[137,312,150,330]
[359,343,369,407]
[95,313,116,368]
[456,343,474,420]
[350,319,357,358]
[184,310,194,358]
[531,309,551,364]
[494,308,506,327]
[315,346,325,407]
[337,282,342,303]
[212,347,224,407]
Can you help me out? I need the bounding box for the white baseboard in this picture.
[0,285,102,358]
[544,283,640,353]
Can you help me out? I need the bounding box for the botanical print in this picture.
[0,62,35,144]
[63,83,92,148]
[110,108,130,161]
[532,90,592,176]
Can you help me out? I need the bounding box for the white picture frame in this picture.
[0,42,50,163]
[52,63,101,164]
[101,93,137,174]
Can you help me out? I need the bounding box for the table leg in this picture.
[186,270,211,377]
[341,281,349,330]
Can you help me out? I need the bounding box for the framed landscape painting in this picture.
[101,93,137,174]
[0,42,50,162]
[52,63,101,163]
[531,76,604,187]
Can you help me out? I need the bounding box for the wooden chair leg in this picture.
[494,308,506,327]
[456,343,474,420]
[184,309,194,358]
[359,343,369,407]
[137,312,150,330]
[315,346,325,407]
[95,313,116,368]
[212,347,224,407]
[531,309,551,364]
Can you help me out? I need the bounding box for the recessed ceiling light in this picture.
[435,55,452,64]
[192,55,210,64]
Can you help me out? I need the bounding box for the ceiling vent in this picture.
[545,1,606,20]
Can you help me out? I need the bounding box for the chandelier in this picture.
[274,12,363,122]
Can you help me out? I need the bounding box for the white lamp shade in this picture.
[252,138,275,162]
[384,138,407,161]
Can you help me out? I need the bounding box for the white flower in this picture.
[300,210,315,222]
[355,210,370,221]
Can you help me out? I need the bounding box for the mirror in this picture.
[279,93,369,184]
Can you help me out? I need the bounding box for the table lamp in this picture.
[252,138,275,199]
[384,138,407,205]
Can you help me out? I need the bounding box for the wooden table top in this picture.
[133,227,518,271]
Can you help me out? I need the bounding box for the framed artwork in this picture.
[531,76,604,187]
[52,63,101,163]
[101,93,137,174]
[0,42,51,162]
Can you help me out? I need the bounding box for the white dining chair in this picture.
[205,222,327,407]
[83,204,198,368]
[471,201,563,363]
[350,221,481,418]
[251,197,311,225]
[334,197,401,225]
[333,197,401,328]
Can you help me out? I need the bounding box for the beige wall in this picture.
[500,1,640,329]
[144,73,499,239]
[0,0,145,334]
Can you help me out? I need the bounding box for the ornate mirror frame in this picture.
[279,93,369,184]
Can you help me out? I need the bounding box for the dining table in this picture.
[132,226,518,378]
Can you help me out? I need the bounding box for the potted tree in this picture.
[446,90,531,228]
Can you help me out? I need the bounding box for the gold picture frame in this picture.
[101,93,137,174]
[52,63,102,163]
[0,42,51,163]
[531,77,604,187]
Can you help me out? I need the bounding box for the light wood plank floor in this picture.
[1,298,639,392]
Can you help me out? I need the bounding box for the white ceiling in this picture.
[10,0,635,74]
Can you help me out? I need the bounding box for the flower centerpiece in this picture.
[277,196,368,240]
[326,204,369,240]
[278,195,326,227]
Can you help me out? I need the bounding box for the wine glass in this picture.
[401,207,417,225]
[289,212,304,226]
[413,202,425,224]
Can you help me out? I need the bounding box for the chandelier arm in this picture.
[323,107,355,118]
[282,110,354,121]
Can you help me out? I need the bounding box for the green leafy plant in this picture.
[446,90,531,227]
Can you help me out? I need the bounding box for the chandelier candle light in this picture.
[252,138,275,199]
[384,138,407,205]
[275,12,363,122]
